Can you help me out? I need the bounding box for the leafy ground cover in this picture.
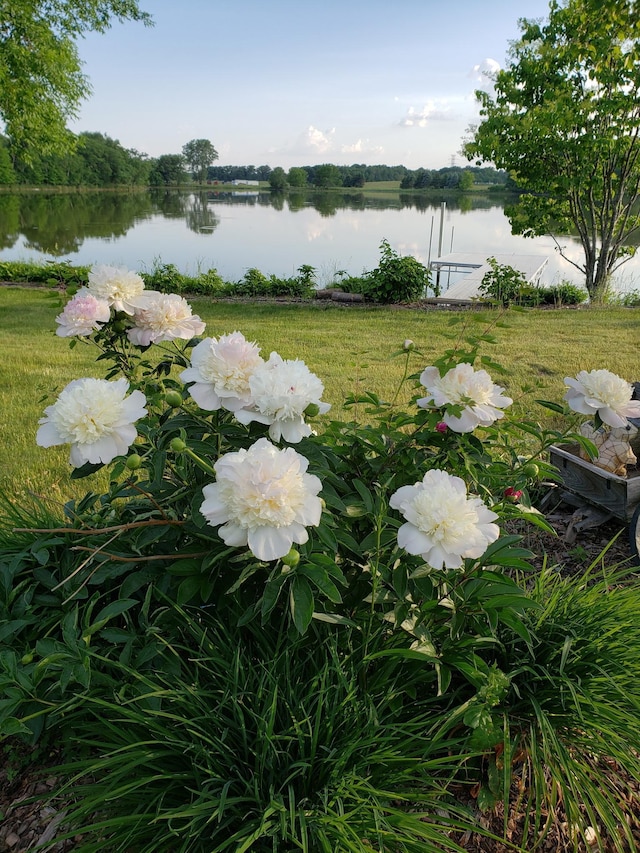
[2,279,640,852]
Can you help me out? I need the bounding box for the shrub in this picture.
[538,282,587,306]
[234,265,316,298]
[358,239,431,303]
[478,257,532,306]
[141,261,228,296]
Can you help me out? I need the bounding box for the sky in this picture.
[68,0,553,171]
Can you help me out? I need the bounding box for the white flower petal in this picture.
[36,421,63,448]
[389,484,419,511]
[218,522,249,548]
[397,522,434,555]
[248,526,293,561]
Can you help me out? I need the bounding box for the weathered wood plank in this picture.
[550,443,640,521]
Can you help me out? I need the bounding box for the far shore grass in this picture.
[2,285,640,505]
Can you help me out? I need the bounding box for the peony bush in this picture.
[4,264,640,851]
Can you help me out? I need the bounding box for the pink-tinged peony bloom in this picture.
[127,292,206,346]
[36,378,147,467]
[234,352,331,443]
[55,289,111,337]
[390,468,500,569]
[199,437,323,561]
[180,332,263,412]
[564,369,640,428]
[86,264,147,315]
[417,363,512,433]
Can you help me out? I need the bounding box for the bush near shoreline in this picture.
[0,254,594,307]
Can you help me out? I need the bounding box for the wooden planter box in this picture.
[549,443,640,521]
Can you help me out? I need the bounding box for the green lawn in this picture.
[2,285,640,502]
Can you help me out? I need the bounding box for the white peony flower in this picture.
[86,264,147,315]
[55,289,111,337]
[127,292,206,346]
[200,437,323,561]
[36,377,147,467]
[180,332,263,412]
[417,362,512,433]
[564,369,640,428]
[234,352,330,443]
[390,468,500,570]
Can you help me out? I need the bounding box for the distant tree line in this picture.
[0,133,508,190]
[400,166,510,190]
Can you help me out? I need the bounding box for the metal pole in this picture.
[436,202,446,293]
[438,202,446,257]
[427,216,434,266]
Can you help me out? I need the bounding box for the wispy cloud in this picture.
[341,138,384,157]
[299,125,336,154]
[399,100,455,128]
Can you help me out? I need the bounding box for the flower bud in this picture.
[170,437,187,452]
[504,486,523,501]
[304,403,320,418]
[125,453,142,470]
[164,390,183,408]
[281,548,301,568]
[403,339,415,351]
[521,462,540,479]
[435,421,448,433]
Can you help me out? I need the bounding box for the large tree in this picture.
[0,1,151,163]
[182,138,218,184]
[464,0,640,301]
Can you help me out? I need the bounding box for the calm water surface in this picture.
[1,189,638,292]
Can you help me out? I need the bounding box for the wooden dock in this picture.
[427,253,549,304]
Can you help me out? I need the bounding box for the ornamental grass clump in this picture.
[4,262,640,850]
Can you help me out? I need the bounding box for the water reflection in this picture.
[0,188,638,291]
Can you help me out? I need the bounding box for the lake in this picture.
[1,188,639,293]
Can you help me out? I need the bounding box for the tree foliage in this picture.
[268,166,287,191]
[181,138,218,184]
[13,131,150,185]
[149,153,186,186]
[464,0,640,301]
[0,0,152,162]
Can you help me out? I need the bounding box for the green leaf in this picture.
[177,576,202,605]
[261,574,288,619]
[534,399,566,413]
[298,565,342,603]
[0,717,32,737]
[70,460,105,479]
[93,599,137,625]
[289,576,314,634]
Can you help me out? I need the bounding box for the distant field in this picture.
[362,181,402,191]
[2,285,640,502]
